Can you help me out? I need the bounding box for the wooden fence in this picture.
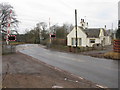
[113,40,120,53]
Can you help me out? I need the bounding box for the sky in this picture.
[0,0,119,34]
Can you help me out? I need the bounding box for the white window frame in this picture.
[90,39,95,43]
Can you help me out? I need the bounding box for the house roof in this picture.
[84,28,101,38]
[77,26,108,38]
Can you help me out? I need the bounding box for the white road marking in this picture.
[96,84,108,88]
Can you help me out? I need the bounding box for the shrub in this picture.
[51,39,66,46]
[41,39,49,45]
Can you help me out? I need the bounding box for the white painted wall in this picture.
[67,27,87,47]
[99,29,111,46]
[105,36,111,45]
[67,27,111,47]
[99,28,104,37]
[86,38,100,47]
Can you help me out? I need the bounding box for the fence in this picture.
[2,45,16,54]
[113,40,120,53]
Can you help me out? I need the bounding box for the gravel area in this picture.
[2,52,100,88]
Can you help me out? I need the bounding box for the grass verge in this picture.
[104,52,120,60]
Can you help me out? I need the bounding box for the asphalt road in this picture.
[17,44,118,88]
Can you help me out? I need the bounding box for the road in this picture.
[17,44,118,88]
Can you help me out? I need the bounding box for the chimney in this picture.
[80,18,88,29]
[83,19,84,22]
[87,22,88,26]
[104,25,106,30]
[85,22,88,29]
[81,19,83,22]
[80,19,83,26]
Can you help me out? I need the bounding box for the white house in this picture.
[67,20,111,47]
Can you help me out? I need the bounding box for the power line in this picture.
[58,0,74,10]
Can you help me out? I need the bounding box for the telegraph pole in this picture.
[118,1,120,39]
[75,9,77,49]
[49,17,52,45]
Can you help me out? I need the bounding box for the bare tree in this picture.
[39,22,47,31]
[36,22,47,40]
[0,3,19,34]
[49,24,59,34]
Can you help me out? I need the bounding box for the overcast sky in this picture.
[0,0,119,34]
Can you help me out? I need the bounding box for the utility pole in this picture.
[118,1,120,29]
[118,1,120,38]
[75,9,77,49]
[111,23,113,36]
[37,23,41,44]
[49,17,52,45]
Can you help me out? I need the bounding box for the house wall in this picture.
[67,27,87,47]
[67,27,111,47]
[86,38,100,47]
[99,28,104,37]
[105,36,111,45]
[99,29,111,46]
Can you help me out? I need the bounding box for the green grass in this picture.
[2,52,15,55]
[9,41,26,45]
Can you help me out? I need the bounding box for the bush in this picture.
[41,39,49,45]
[51,39,66,46]
[77,47,93,52]
[50,44,69,52]
[92,44,103,50]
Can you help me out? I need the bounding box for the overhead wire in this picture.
[17,1,82,31]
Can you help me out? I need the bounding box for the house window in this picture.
[90,39,95,43]
[71,38,75,45]
[78,38,82,46]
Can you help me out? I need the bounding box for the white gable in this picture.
[67,27,87,38]
[99,28,104,37]
[67,27,87,47]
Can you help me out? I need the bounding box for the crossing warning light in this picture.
[8,35,16,41]
[50,34,56,38]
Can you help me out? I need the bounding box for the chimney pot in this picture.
[105,25,106,28]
